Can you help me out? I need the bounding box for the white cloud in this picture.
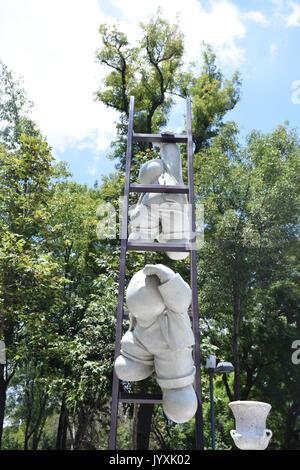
[0,0,118,155]
[88,165,97,176]
[0,0,250,165]
[285,1,300,26]
[270,43,278,56]
[272,0,300,27]
[112,0,246,66]
[291,80,300,104]
[244,11,269,27]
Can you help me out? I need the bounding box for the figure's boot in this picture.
[115,355,154,382]
[162,385,198,423]
[164,238,190,260]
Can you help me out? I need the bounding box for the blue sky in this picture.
[0,0,299,186]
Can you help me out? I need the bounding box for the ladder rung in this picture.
[132,133,188,143]
[129,184,189,194]
[119,392,163,404]
[127,242,191,252]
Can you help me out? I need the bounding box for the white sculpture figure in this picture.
[115,264,198,423]
[128,139,190,260]
[229,401,272,450]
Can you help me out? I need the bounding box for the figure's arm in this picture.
[139,159,164,185]
[157,142,184,185]
[143,264,191,313]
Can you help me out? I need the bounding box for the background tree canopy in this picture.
[0,12,299,450]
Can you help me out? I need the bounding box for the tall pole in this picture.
[186,97,204,450]
[209,369,215,450]
[108,96,135,450]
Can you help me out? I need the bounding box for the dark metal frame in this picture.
[208,363,234,450]
[208,368,216,450]
[108,96,204,450]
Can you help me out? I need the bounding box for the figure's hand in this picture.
[143,264,175,284]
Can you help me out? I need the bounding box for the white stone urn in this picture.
[229,401,272,450]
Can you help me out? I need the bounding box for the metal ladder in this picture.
[108,96,204,450]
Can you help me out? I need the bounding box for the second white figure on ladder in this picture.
[128,139,190,260]
[115,263,198,423]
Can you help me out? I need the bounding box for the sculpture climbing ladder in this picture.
[108,96,204,450]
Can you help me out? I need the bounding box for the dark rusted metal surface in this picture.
[132,133,187,143]
[127,241,191,252]
[119,393,163,404]
[129,183,189,194]
[186,97,204,450]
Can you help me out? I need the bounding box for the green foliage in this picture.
[96,13,239,169]
[0,61,39,148]
[0,100,64,448]
[183,45,241,152]
[194,122,300,447]
[96,13,183,130]
[0,11,299,449]
[0,134,62,353]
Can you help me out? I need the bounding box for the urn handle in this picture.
[230,429,242,440]
[264,429,273,439]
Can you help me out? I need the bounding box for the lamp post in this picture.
[206,355,234,450]
[0,340,5,365]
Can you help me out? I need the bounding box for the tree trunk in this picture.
[23,378,32,450]
[31,395,48,450]
[131,403,139,450]
[283,402,300,450]
[136,404,153,450]
[0,364,7,449]
[56,396,68,450]
[74,408,88,450]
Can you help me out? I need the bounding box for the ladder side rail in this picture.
[108,96,135,450]
[186,97,204,450]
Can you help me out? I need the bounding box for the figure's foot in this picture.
[115,355,154,382]
[162,385,198,423]
[164,239,190,260]
[128,233,155,253]
[128,232,154,245]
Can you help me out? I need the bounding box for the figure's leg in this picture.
[154,348,197,423]
[115,355,154,382]
[154,348,196,390]
[115,330,154,382]
[159,203,190,260]
[162,385,197,423]
[128,203,159,244]
[164,241,189,260]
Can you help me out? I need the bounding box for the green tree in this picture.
[178,45,241,153]
[195,122,300,448]
[0,61,39,148]
[0,133,63,448]
[96,15,240,169]
[37,180,118,449]
[96,15,183,131]
[4,361,57,450]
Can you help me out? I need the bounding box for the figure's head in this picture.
[126,269,165,321]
